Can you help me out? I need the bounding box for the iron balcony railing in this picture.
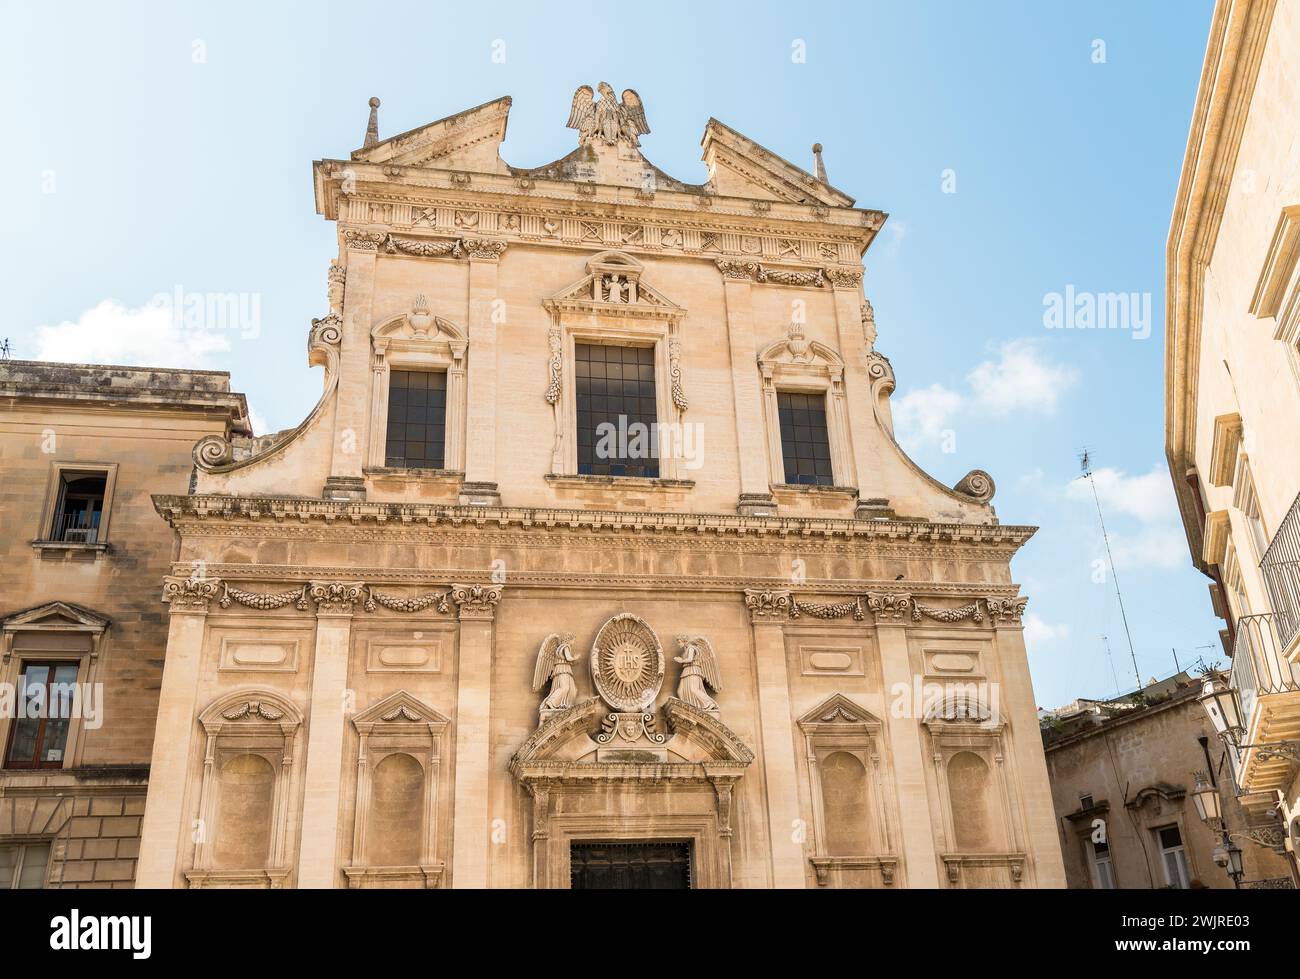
[1231,613,1300,726]
[1261,491,1300,653]
[49,511,100,544]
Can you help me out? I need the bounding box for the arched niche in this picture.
[797,693,899,887]
[368,303,469,471]
[345,690,449,889]
[186,689,302,889]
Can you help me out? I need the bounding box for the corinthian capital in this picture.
[162,575,224,614]
[744,589,792,623]
[984,596,1028,625]
[309,580,366,615]
[451,583,503,620]
[865,592,913,624]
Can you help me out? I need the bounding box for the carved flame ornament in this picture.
[589,613,665,712]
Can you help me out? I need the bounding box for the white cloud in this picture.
[1024,613,1069,645]
[892,338,1076,451]
[967,338,1078,416]
[247,406,269,436]
[893,383,962,452]
[1106,524,1190,572]
[33,298,231,368]
[1065,465,1177,524]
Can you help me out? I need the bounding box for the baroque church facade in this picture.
[129,87,1066,888]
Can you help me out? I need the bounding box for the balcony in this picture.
[1261,491,1300,658]
[1230,613,1300,791]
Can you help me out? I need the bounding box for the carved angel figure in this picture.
[566,83,650,147]
[674,636,721,712]
[532,633,580,715]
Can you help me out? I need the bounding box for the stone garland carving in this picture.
[363,587,451,614]
[790,598,864,620]
[326,262,346,314]
[220,701,285,721]
[544,327,563,405]
[750,589,1014,625]
[221,583,309,611]
[384,234,464,258]
[756,265,826,288]
[163,577,490,616]
[380,704,422,722]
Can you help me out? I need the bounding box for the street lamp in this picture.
[1225,841,1245,888]
[1191,771,1222,826]
[1199,674,1243,744]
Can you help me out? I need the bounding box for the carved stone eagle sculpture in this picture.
[566,83,650,147]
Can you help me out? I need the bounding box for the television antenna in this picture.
[1080,449,1142,692]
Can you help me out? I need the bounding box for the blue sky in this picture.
[0,1,1221,708]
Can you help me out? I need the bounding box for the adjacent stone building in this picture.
[1043,673,1295,889]
[1165,0,1300,865]
[0,362,249,888]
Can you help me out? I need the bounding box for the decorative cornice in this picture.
[162,576,223,613]
[153,495,1033,551]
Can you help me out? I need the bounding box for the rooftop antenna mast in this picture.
[1080,450,1142,692]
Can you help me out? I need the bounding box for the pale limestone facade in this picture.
[116,87,1066,888]
[1166,0,1300,869]
[0,362,249,887]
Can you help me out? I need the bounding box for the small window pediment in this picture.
[2,602,109,661]
[351,690,450,735]
[546,250,683,319]
[798,693,881,733]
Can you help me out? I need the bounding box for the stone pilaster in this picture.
[295,581,364,887]
[722,274,776,514]
[867,592,939,886]
[460,240,506,505]
[743,589,806,886]
[136,576,222,888]
[325,235,379,501]
[449,583,503,886]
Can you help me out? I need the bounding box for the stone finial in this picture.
[812,142,827,183]
[364,97,381,148]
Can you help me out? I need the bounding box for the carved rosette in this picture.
[866,592,912,623]
[744,589,792,623]
[450,583,503,620]
[985,596,1028,625]
[589,613,665,712]
[162,575,224,613]
[309,580,366,615]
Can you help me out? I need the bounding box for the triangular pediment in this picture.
[2,601,109,635]
[352,96,513,174]
[798,693,881,730]
[701,118,855,207]
[351,690,450,730]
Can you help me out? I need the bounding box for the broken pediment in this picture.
[351,96,513,174]
[702,118,855,207]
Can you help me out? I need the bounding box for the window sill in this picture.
[771,483,859,499]
[364,467,464,482]
[30,540,110,554]
[547,473,695,491]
